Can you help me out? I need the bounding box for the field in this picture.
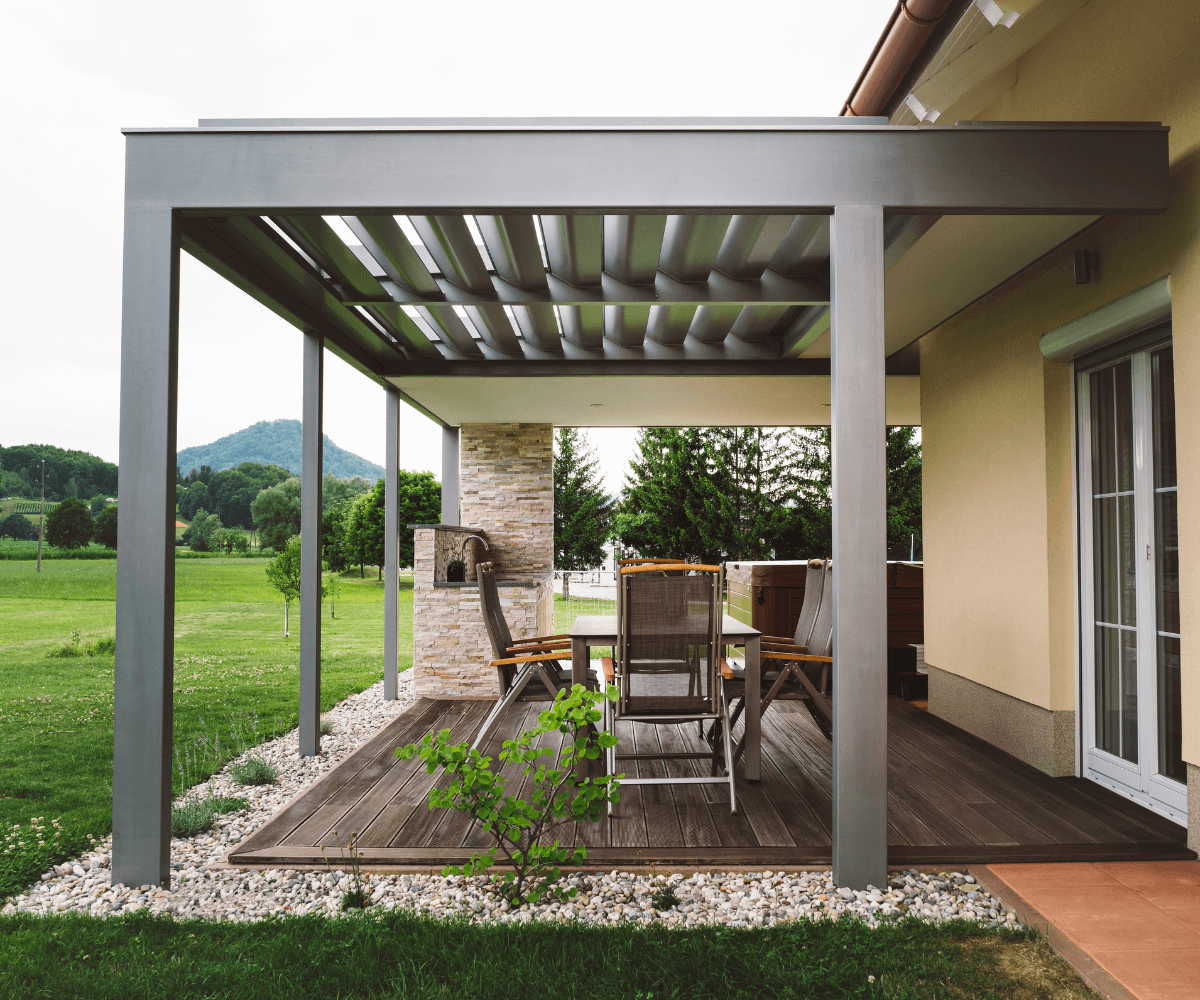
[0,556,410,896]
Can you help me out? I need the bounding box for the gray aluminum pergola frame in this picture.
[115,118,1168,892]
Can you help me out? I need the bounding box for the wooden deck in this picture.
[228,695,1192,869]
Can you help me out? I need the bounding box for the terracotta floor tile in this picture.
[987,862,1121,892]
[1017,888,1200,952]
[1087,947,1200,1000]
[1137,887,1200,932]
[1097,861,1200,890]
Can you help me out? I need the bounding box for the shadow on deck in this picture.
[227,695,1192,870]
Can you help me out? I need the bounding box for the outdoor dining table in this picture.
[569,614,763,782]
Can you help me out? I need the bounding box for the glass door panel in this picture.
[1152,347,1183,782]
[1088,361,1137,762]
[1079,338,1185,826]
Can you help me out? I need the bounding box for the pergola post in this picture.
[383,388,401,700]
[441,426,460,526]
[112,207,179,890]
[830,204,888,890]
[299,330,323,756]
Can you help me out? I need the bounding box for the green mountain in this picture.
[176,420,383,481]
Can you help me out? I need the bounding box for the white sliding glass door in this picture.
[1078,339,1185,825]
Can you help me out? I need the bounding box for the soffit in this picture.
[391,375,922,428]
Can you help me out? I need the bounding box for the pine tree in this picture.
[886,426,922,559]
[553,427,612,571]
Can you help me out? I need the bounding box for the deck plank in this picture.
[228,693,1193,870]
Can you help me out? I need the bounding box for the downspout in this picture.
[840,0,956,117]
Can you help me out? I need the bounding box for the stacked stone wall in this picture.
[460,423,553,580]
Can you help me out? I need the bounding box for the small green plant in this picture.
[320,718,333,736]
[397,684,620,905]
[46,631,116,659]
[228,753,277,786]
[46,630,84,658]
[321,829,371,910]
[327,572,341,618]
[171,790,248,838]
[651,883,681,911]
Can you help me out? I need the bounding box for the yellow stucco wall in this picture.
[920,0,1200,764]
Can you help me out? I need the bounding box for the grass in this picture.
[0,911,1099,999]
[0,557,412,899]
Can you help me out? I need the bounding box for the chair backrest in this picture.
[806,560,834,659]
[617,564,723,717]
[792,558,829,647]
[477,562,515,662]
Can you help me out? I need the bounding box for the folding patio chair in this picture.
[470,562,598,751]
[708,557,827,745]
[600,564,737,814]
[715,560,834,765]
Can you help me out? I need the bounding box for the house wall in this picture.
[920,0,1200,839]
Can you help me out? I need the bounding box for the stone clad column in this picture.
[411,423,555,699]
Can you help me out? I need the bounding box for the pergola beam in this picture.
[126,123,1168,215]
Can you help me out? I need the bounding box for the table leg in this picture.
[571,637,588,687]
[744,636,761,783]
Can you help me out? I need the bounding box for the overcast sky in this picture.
[0,0,892,497]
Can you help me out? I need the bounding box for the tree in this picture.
[341,472,439,577]
[553,427,612,571]
[64,478,79,499]
[321,473,374,572]
[45,497,94,549]
[344,486,384,578]
[0,512,35,540]
[251,477,302,551]
[265,536,302,637]
[89,496,108,517]
[612,427,712,562]
[185,509,223,552]
[94,505,118,548]
[395,470,440,567]
[208,469,259,528]
[178,481,212,520]
[886,426,922,559]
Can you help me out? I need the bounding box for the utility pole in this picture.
[36,460,44,572]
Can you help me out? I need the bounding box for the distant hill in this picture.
[176,420,383,481]
[1,443,119,502]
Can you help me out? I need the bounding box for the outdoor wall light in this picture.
[1074,249,1100,284]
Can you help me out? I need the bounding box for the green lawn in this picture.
[0,557,411,898]
[0,910,1095,1000]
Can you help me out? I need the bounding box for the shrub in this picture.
[0,512,35,541]
[93,505,118,548]
[398,684,619,904]
[44,498,94,550]
[228,754,277,786]
[171,793,248,838]
[319,718,333,736]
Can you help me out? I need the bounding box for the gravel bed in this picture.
[3,672,1022,930]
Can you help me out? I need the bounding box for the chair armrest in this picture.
[506,641,571,654]
[762,652,833,663]
[488,652,569,668]
[759,634,797,643]
[720,657,735,681]
[763,642,809,653]
[600,656,616,683]
[515,633,570,644]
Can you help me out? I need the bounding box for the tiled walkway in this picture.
[985,861,1200,1000]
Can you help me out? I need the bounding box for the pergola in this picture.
[115,117,1168,891]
